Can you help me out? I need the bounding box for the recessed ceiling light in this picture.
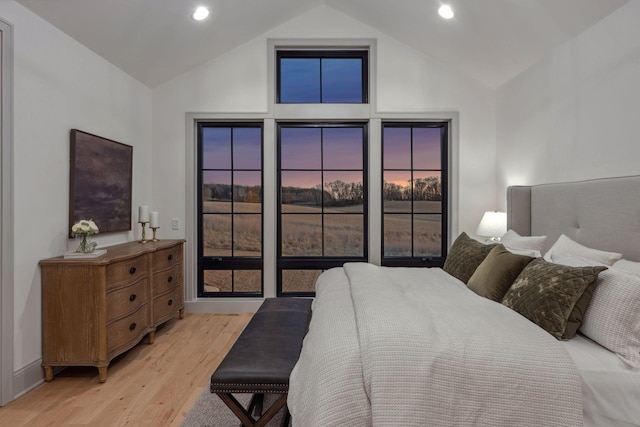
[192,6,210,21]
[438,4,454,20]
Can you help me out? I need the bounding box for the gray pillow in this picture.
[443,232,497,284]
[501,258,606,340]
[467,245,534,301]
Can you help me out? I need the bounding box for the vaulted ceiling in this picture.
[16,0,629,89]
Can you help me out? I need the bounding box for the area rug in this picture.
[181,386,290,427]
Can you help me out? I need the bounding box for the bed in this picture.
[288,176,640,427]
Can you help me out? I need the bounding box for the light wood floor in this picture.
[0,313,252,426]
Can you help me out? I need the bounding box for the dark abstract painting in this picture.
[69,129,132,236]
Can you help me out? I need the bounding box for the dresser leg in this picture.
[179,308,184,319]
[43,365,54,382]
[97,367,107,383]
[148,330,156,344]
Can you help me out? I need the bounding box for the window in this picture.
[278,123,368,295]
[277,50,368,104]
[382,123,448,267]
[197,124,263,297]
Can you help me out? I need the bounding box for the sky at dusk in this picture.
[280,57,362,103]
[202,127,261,170]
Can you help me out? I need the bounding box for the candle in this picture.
[150,211,159,228]
[138,205,149,223]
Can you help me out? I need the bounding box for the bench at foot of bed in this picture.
[209,298,312,427]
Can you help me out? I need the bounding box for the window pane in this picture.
[383,171,411,212]
[281,214,322,256]
[233,270,261,293]
[323,127,363,169]
[324,170,364,212]
[280,127,321,169]
[324,214,364,256]
[280,58,321,103]
[203,171,231,213]
[203,270,231,292]
[233,214,261,256]
[233,128,261,169]
[383,127,411,169]
[414,214,442,257]
[322,58,362,103]
[384,214,412,257]
[413,127,441,170]
[202,127,231,169]
[281,171,322,212]
[413,172,442,212]
[203,215,231,256]
[282,270,322,293]
[234,171,261,212]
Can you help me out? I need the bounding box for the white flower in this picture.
[72,219,100,236]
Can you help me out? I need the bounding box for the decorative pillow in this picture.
[443,232,497,284]
[467,245,534,301]
[501,258,607,340]
[543,234,622,266]
[580,268,640,367]
[612,259,640,275]
[500,229,546,256]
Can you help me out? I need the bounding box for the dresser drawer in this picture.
[106,256,149,291]
[106,279,148,322]
[153,287,183,322]
[152,264,182,296]
[152,245,182,271]
[108,304,149,354]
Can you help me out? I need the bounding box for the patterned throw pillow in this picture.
[501,258,606,340]
[443,232,497,284]
[580,268,640,367]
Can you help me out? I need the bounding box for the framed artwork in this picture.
[69,129,133,237]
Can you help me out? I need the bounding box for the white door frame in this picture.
[0,16,14,406]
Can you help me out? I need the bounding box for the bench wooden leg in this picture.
[217,393,288,427]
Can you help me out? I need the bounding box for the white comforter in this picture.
[289,263,583,426]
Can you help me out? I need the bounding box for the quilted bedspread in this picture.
[288,263,583,426]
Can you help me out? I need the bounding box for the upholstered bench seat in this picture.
[210,298,312,427]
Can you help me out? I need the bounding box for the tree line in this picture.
[204,176,440,206]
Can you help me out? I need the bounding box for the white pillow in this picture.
[612,259,640,275]
[499,229,546,257]
[543,234,622,266]
[580,267,640,368]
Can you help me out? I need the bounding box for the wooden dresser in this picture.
[40,239,185,382]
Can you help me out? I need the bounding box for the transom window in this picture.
[277,50,368,104]
[277,123,368,295]
[382,122,448,267]
[197,123,263,297]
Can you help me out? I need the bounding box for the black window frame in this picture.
[277,122,369,297]
[197,122,264,298]
[381,122,449,268]
[276,50,369,104]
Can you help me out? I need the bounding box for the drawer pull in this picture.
[167,254,173,261]
[129,294,137,302]
[167,276,173,283]
[168,299,173,306]
[129,266,137,275]
[129,322,137,331]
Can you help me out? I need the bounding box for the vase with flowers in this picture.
[71,219,99,253]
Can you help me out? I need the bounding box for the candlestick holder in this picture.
[151,226,159,242]
[138,221,149,243]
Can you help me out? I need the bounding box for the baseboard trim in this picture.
[13,358,44,400]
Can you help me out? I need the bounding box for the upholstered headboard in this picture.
[507,176,640,262]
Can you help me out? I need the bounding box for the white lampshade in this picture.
[475,211,507,239]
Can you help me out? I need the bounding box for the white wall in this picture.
[0,1,152,392]
[496,1,640,207]
[152,5,497,304]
